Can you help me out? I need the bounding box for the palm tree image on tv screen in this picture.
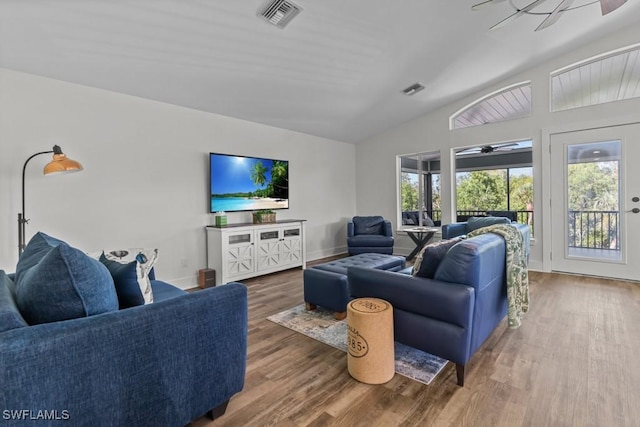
[210,153,289,212]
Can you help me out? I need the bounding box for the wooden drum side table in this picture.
[346,298,394,384]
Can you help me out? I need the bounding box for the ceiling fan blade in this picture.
[495,142,520,148]
[456,147,482,154]
[490,0,549,30]
[535,0,576,31]
[472,0,507,11]
[600,0,627,15]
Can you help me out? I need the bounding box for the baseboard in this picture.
[171,246,348,290]
[309,246,414,260]
[166,275,199,291]
[527,260,543,272]
[307,246,347,262]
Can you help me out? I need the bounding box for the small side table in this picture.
[400,226,440,261]
[347,298,394,384]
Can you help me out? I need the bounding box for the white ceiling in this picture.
[1,0,639,143]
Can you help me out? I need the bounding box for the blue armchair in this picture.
[347,216,394,256]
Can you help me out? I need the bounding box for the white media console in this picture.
[206,219,306,285]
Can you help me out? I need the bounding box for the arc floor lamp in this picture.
[18,145,83,255]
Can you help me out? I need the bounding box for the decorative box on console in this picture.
[252,211,276,224]
[215,212,228,227]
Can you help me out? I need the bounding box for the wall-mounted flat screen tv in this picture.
[210,153,289,212]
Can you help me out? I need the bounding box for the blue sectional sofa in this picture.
[442,216,531,259]
[443,216,519,239]
[348,231,527,386]
[0,233,247,426]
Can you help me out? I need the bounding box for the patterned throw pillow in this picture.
[99,249,157,308]
[412,237,464,279]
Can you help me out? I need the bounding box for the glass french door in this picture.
[550,124,640,281]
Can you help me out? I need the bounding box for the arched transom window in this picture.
[450,81,532,130]
[551,43,640,112]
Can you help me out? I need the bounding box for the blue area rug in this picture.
[267,304,447,385]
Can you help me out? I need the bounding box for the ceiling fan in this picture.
[456,142,521,155]
[472,0,628,31]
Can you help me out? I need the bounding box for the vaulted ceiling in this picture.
[1,0,639,143]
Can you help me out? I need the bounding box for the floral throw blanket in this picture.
[468,224,529,328]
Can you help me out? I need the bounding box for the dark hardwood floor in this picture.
[192,261,640,427]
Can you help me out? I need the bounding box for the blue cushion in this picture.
[487,211,518,221]
[15,232,66,283]
[435,234,505,288]
[150,280,187,302]
[412,237,463,279]
[15,243,118,325]
[0,270,27,332]
[347,235,394,247]
[466,216,511,233]
[99,251,157,308]
[313,253,405,275]
[353,216,384,235]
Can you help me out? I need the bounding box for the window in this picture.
[567,141,620,253]
[398,152,441,226]
[401,172,420,212]
[551,43,640,112]
[455,140,534,232]
[450,81,532,130]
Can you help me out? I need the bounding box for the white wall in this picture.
[0,69,356,288]
[356,24,640,271]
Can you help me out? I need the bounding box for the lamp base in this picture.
[18,213,28,255]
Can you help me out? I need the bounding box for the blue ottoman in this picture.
[303,253,406,320]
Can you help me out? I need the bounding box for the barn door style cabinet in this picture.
[206,220,306,285]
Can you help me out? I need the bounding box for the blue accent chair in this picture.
[347,216,394,255]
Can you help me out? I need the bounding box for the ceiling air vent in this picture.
[259,0,303,29]
[402,82,425,96]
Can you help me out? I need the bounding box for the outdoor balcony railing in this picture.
[568,210,619,250]
[411,209,618,250]
[408,210,534,234]
[427,210,534,226]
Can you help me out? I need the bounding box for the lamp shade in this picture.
[43,149,83,175]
